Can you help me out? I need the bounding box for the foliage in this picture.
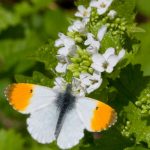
[0,0,150,150]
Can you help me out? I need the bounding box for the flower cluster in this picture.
[54,0,126,96]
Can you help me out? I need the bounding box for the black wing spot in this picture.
[30,89,33,93]
[96,106,99,110]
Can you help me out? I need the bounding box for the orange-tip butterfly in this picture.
[4,83,117,149]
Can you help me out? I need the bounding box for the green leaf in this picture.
[123,102,150,148]
[30,40,57,72]
[15,71,54,87]
[93,128,132,150]
[111,0,136,21]
[125,146,149,150]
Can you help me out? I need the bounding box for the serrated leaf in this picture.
[93,128,132,150]
[111,0,136,22]
[100,31,122,53]
[30,40,57,72]
[123,102,150,148]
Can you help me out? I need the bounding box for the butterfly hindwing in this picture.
[4,83,57,114]
[76,97,117,132]
[57,107,84,149]
[27,102,59,144]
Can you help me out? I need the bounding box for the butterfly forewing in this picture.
[76,97,117,132]
[4,83,57,114]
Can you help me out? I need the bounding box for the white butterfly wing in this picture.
[27,102,59,144]
[4,83,57,114]
[57,107,84,149]
[76,97,117,132]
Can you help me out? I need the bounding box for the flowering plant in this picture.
[13,0,150,149]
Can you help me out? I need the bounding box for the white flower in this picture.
[80,72,102,94]
[68,20,86,33]
[72,78,86,96]
[107,10,117,20]
[53,77,67,90]
[84,25,107,54]
[91,48,125,73]
[55,55,69,73]
[75,5,91,23]
[84,33,100,54]
[55,33,76,56]
[90,0,113,15]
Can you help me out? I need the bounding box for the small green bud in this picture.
[77,49,84,56]
[81,70,88,73]
[70,57,81,63]
[111,23,115,28]
[121,26,126,31]
[75,37,83,43]
[73,72,80,77]
[67,32,75,37]
[82,60,91,66]
[115,18,121,23]
[106,23,110,27]
[88,68,94,74]
[141,109,148,114]
[81,66,89,70]
[135,101,142,106]
[81,55,90,60]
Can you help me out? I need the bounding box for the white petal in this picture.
[54,77,67,90]
[75,12,83,18]
[84,33,94,45]
[55,63,67,73]
[92,54,105,64]
[107,55,119,67]
[86,46,98,54]
[103,47,115,60]
[97,25,107,41]
[57,47,69,56]
[55,39,63,47]
[78,5,85,13]
[91,54,105,72]
[86,79,102,93]
[106,66,113,73]
[118,49,125,60]
[90,1,98,7]
[97,7,107,15]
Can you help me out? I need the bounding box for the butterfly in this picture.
[4,83,117,149]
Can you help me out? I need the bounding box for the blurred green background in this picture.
[0,0,149,149]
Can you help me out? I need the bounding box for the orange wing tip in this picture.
[91,101,117,132]
[4,83,34,112]
[108,110,117,128]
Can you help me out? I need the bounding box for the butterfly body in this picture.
[55,84,76,139]
[4,83,117,149]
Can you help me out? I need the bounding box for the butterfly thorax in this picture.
[55,84,76,139]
